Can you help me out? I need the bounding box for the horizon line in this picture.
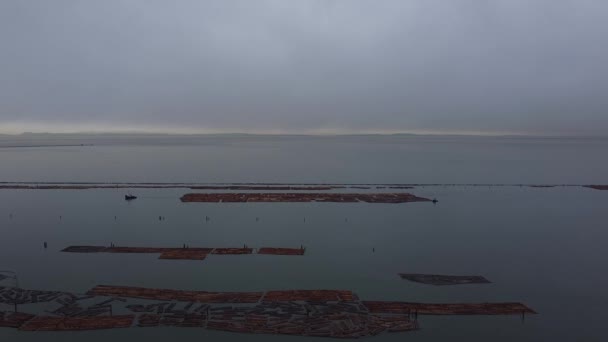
[0,131,606,139]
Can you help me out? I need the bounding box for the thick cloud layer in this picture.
[1,0,607,135]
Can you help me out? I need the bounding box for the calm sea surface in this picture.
[0,135,607,341]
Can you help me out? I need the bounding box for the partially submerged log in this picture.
[212,248,253,255]
[19,315,134,331]
[258,247,305,256]
[263,290,356,302]
[87,285,263,303]
[362,301,537,315]
[399,273,491,286]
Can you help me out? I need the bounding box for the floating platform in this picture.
[362,301,536,315]
[211,248,254,255]
[0,312,35,328]
[258,247,305,255]
[19,315,134,331]
[263,290,357,302]
[88,285,263,303]
[158,250,210,260]
[62,245,303,260]
[190,185,337,190]
[399,273,491,286]
[1,285,536,337]
[180,192,430,203]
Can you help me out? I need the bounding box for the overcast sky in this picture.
[1,0,607,135]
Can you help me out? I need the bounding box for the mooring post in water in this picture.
[372,247,375,253]
[521,311,525,323]
[44,242,47,249]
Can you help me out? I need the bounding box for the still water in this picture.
[0,135,607,341]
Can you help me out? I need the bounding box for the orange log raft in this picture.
[88,285,263,303]
[180,192,430,203]
[62,246,304,260]
[362,301,536,315]
[19,315,134,331]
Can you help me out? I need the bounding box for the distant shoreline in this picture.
[0,182,605,190]
[0,144,93,149]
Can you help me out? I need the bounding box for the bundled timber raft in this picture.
[211,248,253,255]
[258,247,305,255]
[88,285,263,303]
[180,192,430,203]
[362,301,536,315]
[19,315,135,331]
[0,285,536,337]
[190,185,337,190]
[264,290,357,302]
[399,273,491,286]
[61,245,305,260]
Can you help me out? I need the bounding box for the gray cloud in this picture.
[1,0,607,135]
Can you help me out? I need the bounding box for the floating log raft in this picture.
[399,273,491,286]
[87,285,264,303]
[1,285,536,337]
[180,192,430,203]
[258,247,304,256]
[584,185,608,190]
[62,245,303,260]
[19,315,134,331]
[362,301,536,315]
[158,250,210,260]
[212,248,253,255]
[263,290,357,302]
[190,185,336,190]
[0,312,35,328]
[0,287,73,305]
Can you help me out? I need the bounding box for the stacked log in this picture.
[0,312,35,328]
[180,192,431,203]
[258,248,305,256]
[362,301,537,315]
[211,248,253,255]
[87,285,263,303]
[19,315,134,331]
[263,290,356,302]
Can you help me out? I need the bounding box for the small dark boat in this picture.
[125,194,137,201]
